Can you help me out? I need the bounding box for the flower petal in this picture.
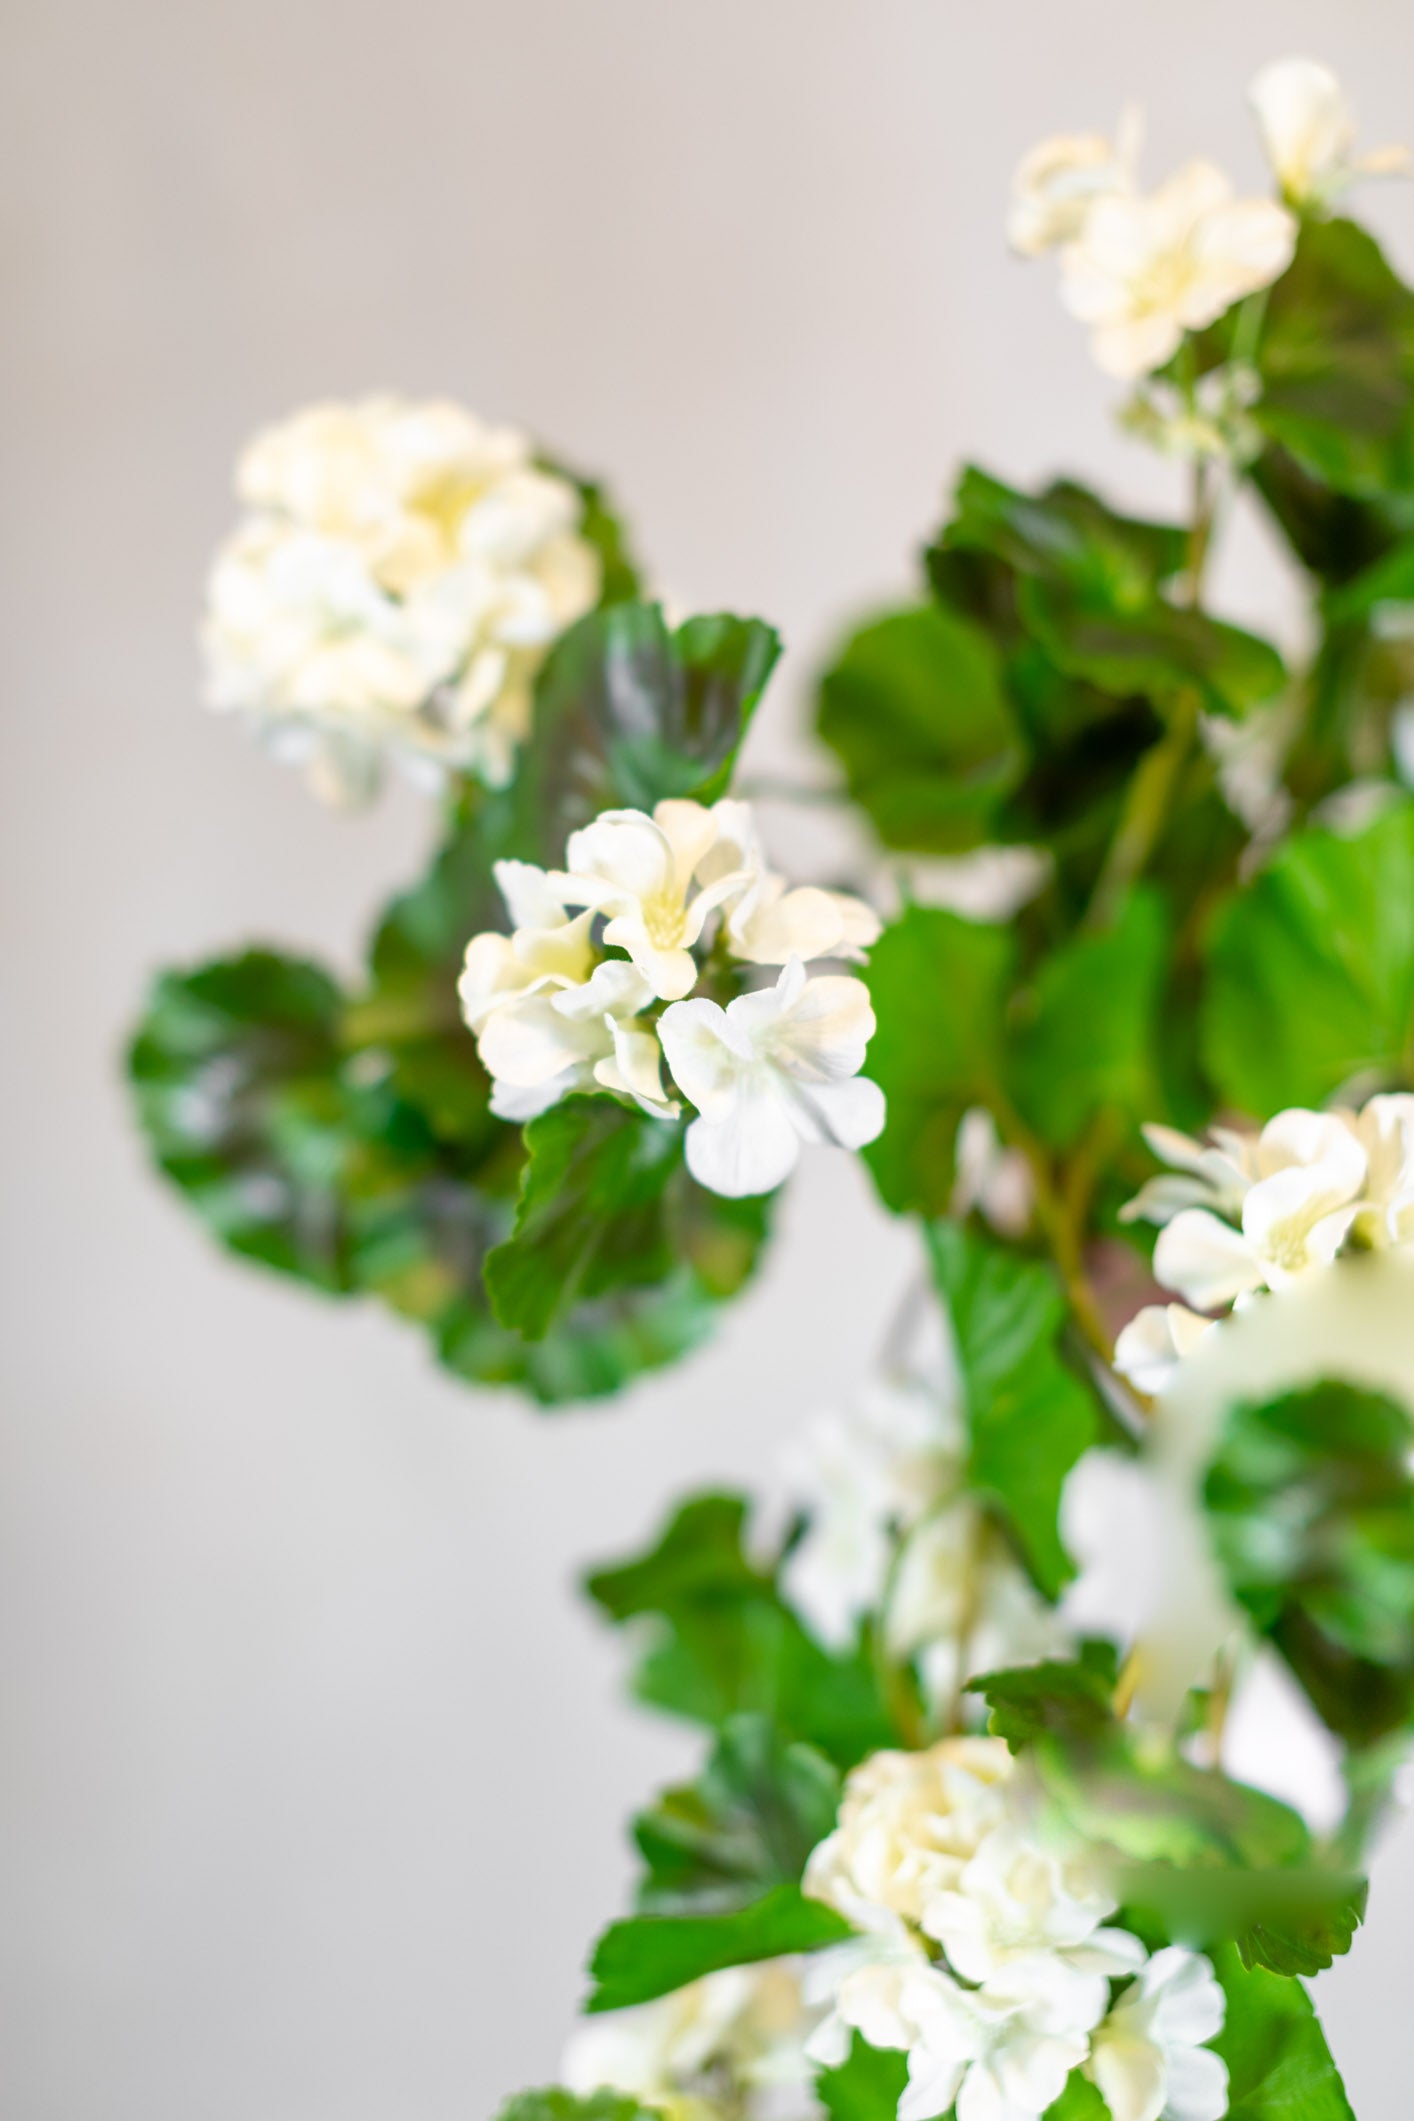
[659,998,750,1115]
[684,1078,802,1198]
[1153,1209,1264,1312]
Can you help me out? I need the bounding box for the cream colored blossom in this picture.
[921,1824,1143,1987]
[1008,111,1140,255]
[1059,161,1295,379]
[805,1741,1153,2121]
[477,958,673,1123]
[1347,1092,1414,1245]
[203,395,599,803]
[562,1961,819,2121]
[460,800,882,1164]
[1087,1947,1227,2121]
[1113,1303,1217,1398]
[779,1378,960,1651]
[807,1943,1111,2121]
[549,801,753,1001]
[456,861,593,1031]
[803,1739,1015,1939]
[659,958,885,1197]
[694,800,880,967]
[778,1377,1062,1701]
[1117,1096,1414,1395]
[1250,58,1410,210]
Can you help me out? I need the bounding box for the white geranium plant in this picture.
[130,55,1414,2121]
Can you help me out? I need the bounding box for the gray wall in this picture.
[3,3,1410,2114]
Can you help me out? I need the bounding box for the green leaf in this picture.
[1202,798,1414,1114]
[968,1660,1363,1976]
[1007,888,1167,1150]
[1019,576,1285,718]
[585,1495,895,1768]
[1255,217,1414,501]
[350,796,510,1146]
[510,601,780,862]
[969,1646,1118,1748]
[128,950,354,1290]
[1205,1379,1414,1747]
[485,1097,684,1337]
[1212,1946,1355,2120]
[861,908,1015,1215]
[1248,442,1401,587]
[926,1221,1098,1596]
[933,468,1188,602]
[484,1095,773,1376]
[817,603,1024,851]
[495,2091,658,2121]
[586,1883,851,2014]
[816,2035,910,2121]
[931,467,1282,718]
[632,1715,840,1915]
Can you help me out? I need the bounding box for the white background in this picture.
[3,3,1412,2114]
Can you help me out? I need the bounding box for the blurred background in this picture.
[4,2,1413,2114]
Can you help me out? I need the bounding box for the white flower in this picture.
[779,1378,962,1651]
[1119,1105,1414,1318]
[1119,1120,1256,1228]
[1153,1112,1366,1311]
[1059,161,1296,379]
[706,800,881,967]
[1348,1092,1414,1245]
[887,1510,1068,1719]
[951,1107,1033,1238]
[659,959,885,1198]
[803,1738,1014,1939]
[1087,1947,1227,2121]
[921,1823,1142,1987]
[1112,1303,1216,1397]
[1008,111,1140,256]
[808,1946,1108,2121]
[203,396,599,803]
[563,1961,819,2121]
[477,958,673,1123]
[778,1377,1063,1702]
[549,800,753,1002]
[456,861,593,1031]
[1250,58,1410,210]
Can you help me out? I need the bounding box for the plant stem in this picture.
[983,1084,1113,1366]
[1085,686,1202,930]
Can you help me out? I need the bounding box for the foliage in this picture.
[584,1494,896,1769]
[1205,1380,1414,1747]
[925,1222,1100,1596]
[970,1653,1366,1978]
[131,97,1414,2121]
[1202,799,1414,1116]
[495,2092,659,2121]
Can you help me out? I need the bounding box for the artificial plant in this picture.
[130,55,1414,2121]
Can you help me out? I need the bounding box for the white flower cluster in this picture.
[458,798,884,1196]
[203,396,600,805]
[803,1740,1227,2121]
[780,1376,1062,1712]
[1115,1097,1414,1395]
[1008,55,1410,381]
[562,1961,821,2121]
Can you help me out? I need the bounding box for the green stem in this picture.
[1084,686,1202,930]
[982,1083,1113,1366]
